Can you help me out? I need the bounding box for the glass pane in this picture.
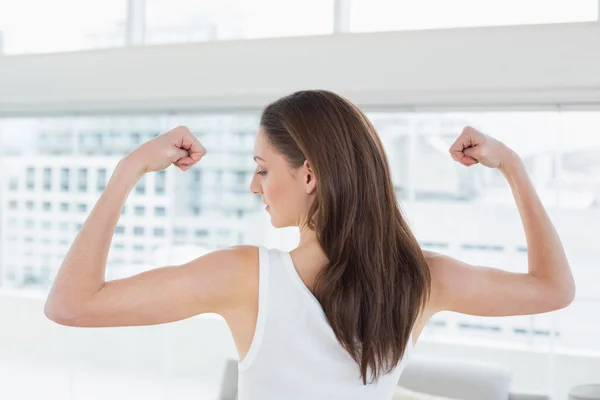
[406,111,560,207]
[365,112,412,201]
[0,0,126,55]
[554,112,600,305]
[350,0,598,33]
[156,112,267,265]
[555,299,600,351]
[1,108,599,399]
[0,113,271,292]
[145,0,334,45]
[381,110,597,353]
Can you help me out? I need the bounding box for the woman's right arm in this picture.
[45,127,256,327]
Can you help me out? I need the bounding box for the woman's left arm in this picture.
[425,127,576,317]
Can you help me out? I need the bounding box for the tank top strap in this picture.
[238,245,270,372]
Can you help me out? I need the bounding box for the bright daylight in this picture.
[0,1,599,399]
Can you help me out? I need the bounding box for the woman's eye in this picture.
[256,171,267,176]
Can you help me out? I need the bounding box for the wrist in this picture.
[117,153,146,181]
[498,148,524,177]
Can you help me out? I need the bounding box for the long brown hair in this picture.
[260,90,431,385]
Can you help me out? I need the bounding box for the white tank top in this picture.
[237,246,414,400]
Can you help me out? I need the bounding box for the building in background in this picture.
[0,115,265,291]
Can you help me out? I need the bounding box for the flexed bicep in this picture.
[45,246,256,327]
[425,250,573,317]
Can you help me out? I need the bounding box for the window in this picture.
[42,202,52,211]
[25,201,34,210]
[8,200,17,210]
[235,171,247,185]
[136,176,146,195]
[461,243,505,252]
[427,320,447,328]
[26,167,35,190]
[419,241,449,250]
[215,170,223,186]
[193,170,202,183]
[217,229,230,238]
[77,203,88,213]
[92,133,103,147]
[97,168,107,191]
[61,168,70,192]
[2,110,597,356]
[349,0,598,33]
[145,0,334,45]
[195,229,209,238]
[43,168,52,191]
[134,205,145,216]
[155,171,166,195]
[363,110,600,353]
[0,0,127,55]
[78,168,88,192]
[131,132,141,145]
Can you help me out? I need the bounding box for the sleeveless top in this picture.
[237,246,414,399]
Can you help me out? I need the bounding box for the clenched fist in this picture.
[124,126,207,176]
[449,126,517,170]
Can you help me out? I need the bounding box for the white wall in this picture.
[1,23,600,115]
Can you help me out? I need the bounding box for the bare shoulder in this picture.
[175,244,260,317]
[414,250,460,325]
[206,244,259,289]
[213,245,260,307]
[197,244,258,271]
[421,249,464,313]
[226,244,259,263]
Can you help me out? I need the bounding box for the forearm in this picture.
[46,157,142,309]
[501,152,575,298]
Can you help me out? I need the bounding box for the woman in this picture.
[45,90,575,399]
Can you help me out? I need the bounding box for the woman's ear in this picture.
[304,160,317,195]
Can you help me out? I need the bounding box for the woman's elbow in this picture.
[44,297,83,326]
[548,282,576,311]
